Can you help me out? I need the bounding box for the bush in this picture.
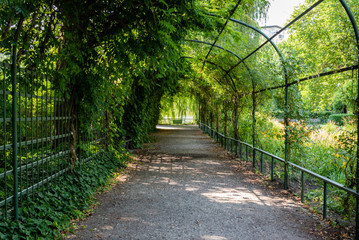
[0,151,129,239]
[272,110,284,119]
[308,111,332,124]
[329,114,354,125]
[309,111,332,123]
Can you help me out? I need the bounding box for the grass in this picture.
[255,118,356,220]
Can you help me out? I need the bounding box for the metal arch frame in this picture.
[203,2,359,229]
[185,40,238,93]
[222,17,290,175]
[208,14,288,82]
[185,39,258,149]
[185,39,256,90]
[181,56,237,93]
[337,1,359,238]
[204,14,290,182]
[185,39,255,77]
[208,1,359,235]
[200,0,242,74]
[207,1,358,188]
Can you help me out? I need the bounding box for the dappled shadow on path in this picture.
[69,125,321,240]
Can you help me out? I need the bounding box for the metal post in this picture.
[335,3,359,235]
[284,81,289,189]
[198,102,201,125]
[11,43,18,220]
[235,141,238,156]
[246,145,248,161]
[224,101,227,145]
[239,142,242,159]
[252,88,256,168]
[357,70,359,240]
[301,171,305,203]
[216,104,219,140]
[260,152,263,174]
[210,110,213,138]
[323,182,327,219]
[10,15,24,221]
[271,157,274,181]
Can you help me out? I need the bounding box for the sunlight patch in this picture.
[201,235,227,240]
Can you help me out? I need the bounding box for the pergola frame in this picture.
[189,0,359,237]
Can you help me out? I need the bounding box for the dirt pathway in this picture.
[69,125,321,239]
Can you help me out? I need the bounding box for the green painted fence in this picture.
[0,61,106,220]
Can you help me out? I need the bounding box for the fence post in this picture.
[301,171,305,203]
[11,42,19,220]
[356,63,359,240]
[224,101,227,149]
[11,15,24,220]
[198,102,201,124]
[284,76,289,190]
[323,182,327,219]
[252,86,256,168]
[216,104,219,141]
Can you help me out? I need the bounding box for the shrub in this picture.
[329,114,354,125]
[309,111,332,123]
[272,110,284,119]
[0,151,129,239]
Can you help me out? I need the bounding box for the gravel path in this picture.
[69,125,321,240]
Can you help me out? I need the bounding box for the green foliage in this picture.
[0,151,129,239]
[1,0,358,231]
[286,0,358,112]
[160,93,197,124]
[308,111,332,119]
[272,110,284,119]
[329,114,354,125]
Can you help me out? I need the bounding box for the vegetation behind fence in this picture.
[0,61,108,220]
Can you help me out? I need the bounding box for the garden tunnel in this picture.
[1,0,359,238]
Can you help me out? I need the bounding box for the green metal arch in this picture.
[185,39,256,84]
[337,1,359,236]
[195,2,359,237]
[186,39,244,62]
[208,13,288,84]
[181,56,237,93]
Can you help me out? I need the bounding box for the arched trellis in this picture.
[188,14,292,186]
[185,39,255,79]
[184,38,257,155]
[192,0,359,237]
[339,0,359,236]
[182,56,238,137]
[181,56,237,93]
[206,13,292,186]
[181,56,237,92]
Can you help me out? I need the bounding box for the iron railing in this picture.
[0,61,107,220]
[199,122,358,228]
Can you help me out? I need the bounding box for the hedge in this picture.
[329,113,354,125]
